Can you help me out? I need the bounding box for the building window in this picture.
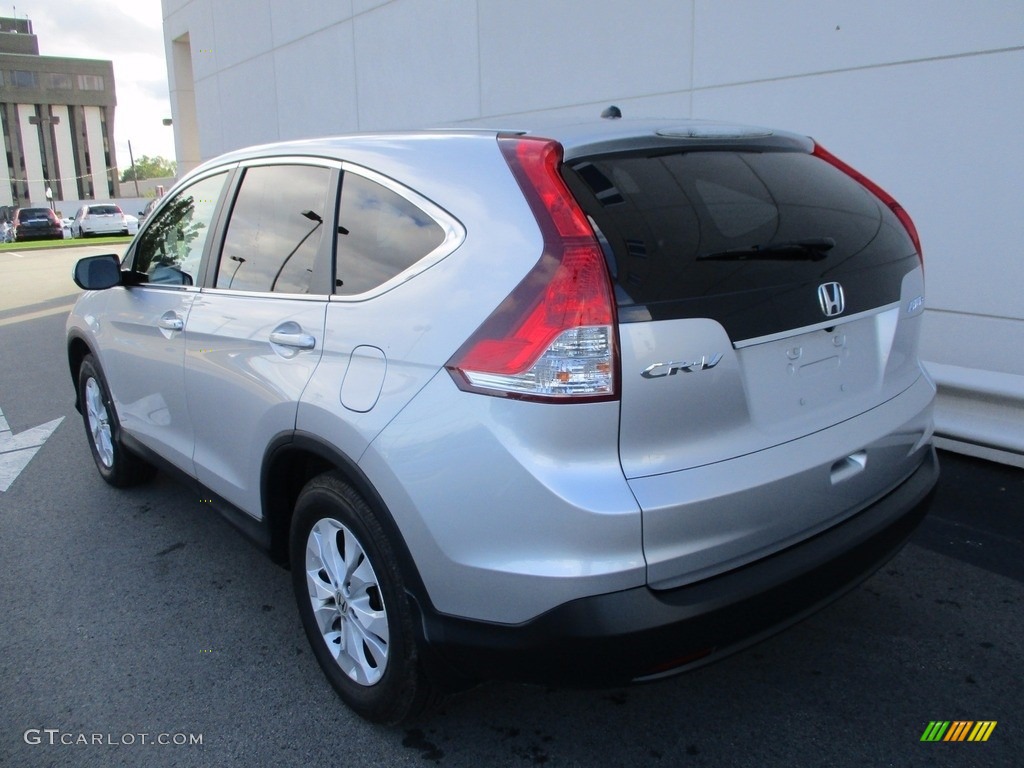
[10,70,38,88]
[77,74,105,91]
[46,72,73,90]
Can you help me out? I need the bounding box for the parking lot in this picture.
[1,245,1021,767]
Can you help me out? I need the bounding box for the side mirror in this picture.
[73,254,123,290]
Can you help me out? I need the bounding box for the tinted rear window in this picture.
[334,172,445,296]
[564,150,918,339]
[88,205,121,215]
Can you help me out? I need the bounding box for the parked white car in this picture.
[71,204,129,237]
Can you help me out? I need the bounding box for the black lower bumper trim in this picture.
[417,447,939,687]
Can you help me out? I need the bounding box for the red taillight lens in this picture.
[812,142,922,263]
[445,136,618,402]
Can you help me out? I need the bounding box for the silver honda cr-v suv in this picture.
[67,119,938,723]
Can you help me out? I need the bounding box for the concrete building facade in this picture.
[160,0,1024,466]
[0,16,120,210]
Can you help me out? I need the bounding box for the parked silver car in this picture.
[67,119,938,723]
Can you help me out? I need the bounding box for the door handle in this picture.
[157,313,184,332]
[830,451,867,485]
[269,330,316,350]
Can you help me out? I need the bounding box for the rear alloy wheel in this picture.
[77,354,155,487]
[290,473,439,723]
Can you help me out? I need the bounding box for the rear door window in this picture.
[215,164,333,294]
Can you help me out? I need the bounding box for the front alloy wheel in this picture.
[84,376,114,469]
[77,354,155,487]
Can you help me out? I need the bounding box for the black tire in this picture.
[290,472,441,723]
[77,354,156,487]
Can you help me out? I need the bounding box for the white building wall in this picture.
[0,130,12,206]
[50,105,78,201]
[83,106,108,200]
[161,0,1024,464]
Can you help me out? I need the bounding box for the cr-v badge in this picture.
[817,282,846,317]
[642,354,723,378]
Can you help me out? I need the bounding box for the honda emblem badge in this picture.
[817,282,846,318]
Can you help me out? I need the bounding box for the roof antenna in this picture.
[600,105,622,120]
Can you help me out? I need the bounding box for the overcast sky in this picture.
[13,0,176,165]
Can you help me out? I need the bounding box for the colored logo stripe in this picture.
[968,722,997,742]
[921,721,949,741]
[920,721,997,742]
[944,721,973,741]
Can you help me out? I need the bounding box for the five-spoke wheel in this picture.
[77,354,155,487]
[305,516,391,686]
[290,472,439,723]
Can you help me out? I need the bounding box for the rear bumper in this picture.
[16,228,62,240]
[417,446,939,687]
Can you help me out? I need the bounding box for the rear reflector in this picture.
[445,137,618,402]
[812,143,922,263]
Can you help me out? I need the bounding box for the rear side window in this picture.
[133,172,229,286]
[216,164,332,294]
[334,172,444,296]
[563,150,919,338]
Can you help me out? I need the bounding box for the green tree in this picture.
[120,155,177,182]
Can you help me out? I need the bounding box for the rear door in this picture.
[563,139,930,585]
[184,160,336,517]
[564,145,925,477]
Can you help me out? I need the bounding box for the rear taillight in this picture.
[445,136,618,402]
[812,142,922,264]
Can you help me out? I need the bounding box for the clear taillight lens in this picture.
[445,136,618,402]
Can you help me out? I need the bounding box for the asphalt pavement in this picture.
[1,247,1021,768]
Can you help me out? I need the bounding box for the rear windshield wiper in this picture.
[698,237,835,262]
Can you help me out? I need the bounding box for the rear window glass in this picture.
[18,208,50,218]
[563,150,918,338]
[88,205,121,215]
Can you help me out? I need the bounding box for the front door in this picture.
[99,170,231,474]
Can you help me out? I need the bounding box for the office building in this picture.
[0,16,119,208]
